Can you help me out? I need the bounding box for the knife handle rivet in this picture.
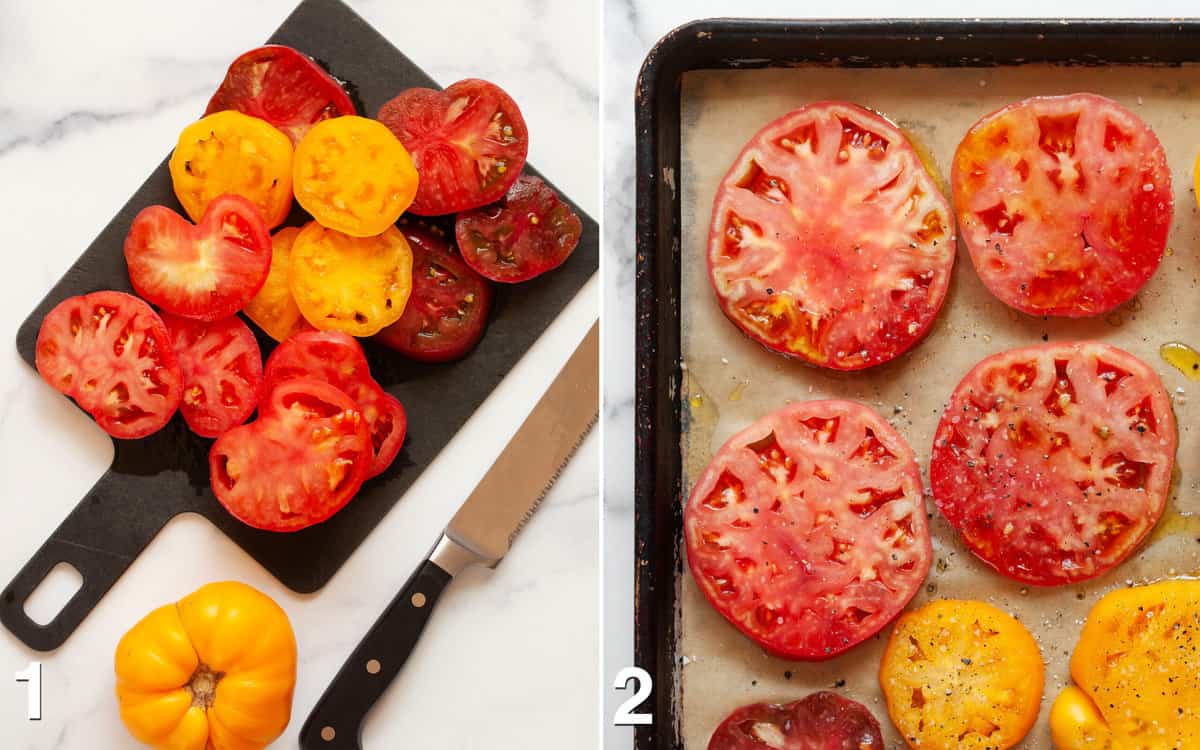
[320,726,336,742]
[411,592,427,608]
[366,659,381,674]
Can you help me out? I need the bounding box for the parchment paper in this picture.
[678,65,1200,749]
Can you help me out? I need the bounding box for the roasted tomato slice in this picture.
[707,692,884,750]
[377,78,528,215]
[35,291,182,439]
[930,341,1176,586]
[684,400,931,660]
[292,115,418,237]
[124,195,272,321]
[210,378,371,531]
[1051,580,1200,749]
[953,93,1172,316]
[244,226,311,342]
[708,101,955,371]
[169,110,294,229]
[205,44,356,145]
[289,222,413,336]
[376,223,492,362]
[455,175,582,283]
[263,331,407,478]
[162,313,263,438]
[880,599,1044,750]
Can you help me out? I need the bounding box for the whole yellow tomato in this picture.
[114,581,297,750]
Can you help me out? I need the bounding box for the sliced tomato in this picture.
[35,291,182,439]
[708,692,884,750]
[169,111,294,229]
[930,341,1176,585]
[880,599,1044,750]
[162,314,262,438]
[708,101,955,371]
[455,175,582,283]
[243,226,312,342]
[953,93,1172,317]
[205,44,356,145]
[124,195,272,321]
[263,331,406,478]
[377,78,528,215]
[210,378,371,531]
[376,223,492,361]
[292,116,418,238]
[288,222,414,337]
[684,400,931,660]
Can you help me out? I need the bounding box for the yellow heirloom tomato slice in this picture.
[169,110,294,229]
[243,226,311,342]
[290,221,413,336]
[880,599,1043,750]
[114,581,297,750]
[1051,579,1200,749]
[293,115,419,237]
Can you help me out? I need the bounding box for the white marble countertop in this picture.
[0,1,597,748]
[601,1,1198,748]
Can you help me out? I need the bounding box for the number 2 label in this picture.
[612,666,652,726]
[15,662,41,720]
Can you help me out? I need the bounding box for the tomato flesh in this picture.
[210,378,371,531]
[162,314,263,438]
[455,175,582,283]
[930,341,1176,585]
[264,331,406,478]
[124,195,272,321]
[708,101,955,370]
[376,223,492,362]
[35,291,182,439]
[953,93,1172,316]
[205,44,356,145]
[378,78,528,215]
[707,692,884,750]
[684,400,931,660]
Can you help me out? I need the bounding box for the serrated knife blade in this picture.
[300,319,599,750]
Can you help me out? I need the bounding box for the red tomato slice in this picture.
[210,378,371,531]
[263,331,406,478]
[708,101,955,371]
[952,93,1172,317]
[376,222,493,362]
[377,78,528,215]
[455,175,583,283]
[124,194,272,321]
[162,313,263,438]
[205,44,356,145]
[930,342,1177,586]
[35,291,182,439]
[684,400,931,660]
[708,692,884,750]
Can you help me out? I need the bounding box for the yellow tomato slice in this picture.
[879,599,1043,750]
[244,226,310,342]
[169,110,294,228]
[289,222,413,336]
[1051,579,1200,749]
[292,115,418,237]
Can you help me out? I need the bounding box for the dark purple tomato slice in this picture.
[375,223,492,362]
[707,692,884,750]
[454,175,582,283]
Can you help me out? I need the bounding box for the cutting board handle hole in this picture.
[23,563,82,626]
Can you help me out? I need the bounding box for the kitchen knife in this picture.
[298,320,599,750]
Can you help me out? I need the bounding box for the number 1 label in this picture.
[15,662,41,720]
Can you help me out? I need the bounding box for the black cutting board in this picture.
[2,0,597,651]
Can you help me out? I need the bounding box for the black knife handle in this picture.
[299,557,454,750]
